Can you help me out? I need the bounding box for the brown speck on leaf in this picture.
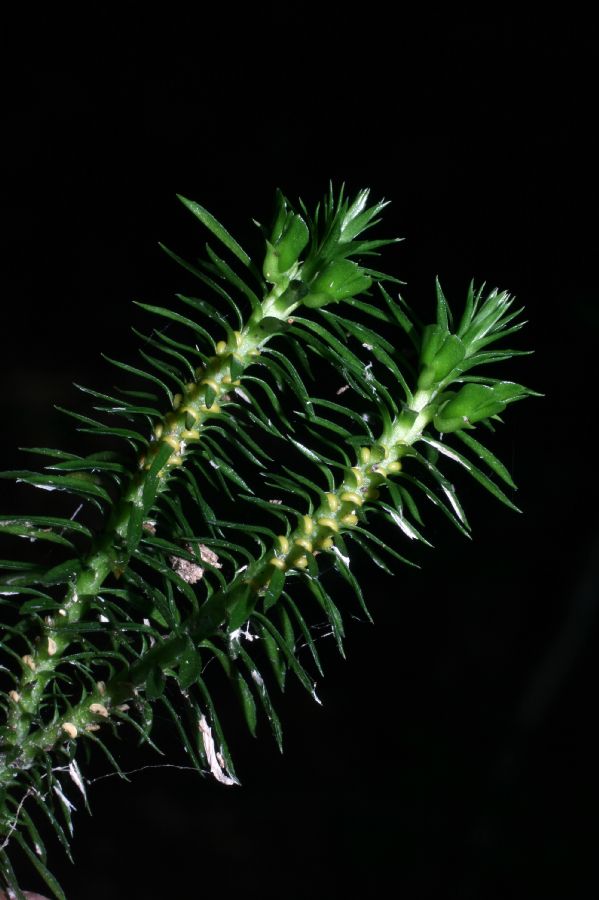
[169,544,222,585]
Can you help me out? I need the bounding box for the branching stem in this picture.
[1,282,310,777]
[1,372,437,785]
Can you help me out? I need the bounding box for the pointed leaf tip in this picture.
[176,195,253,270]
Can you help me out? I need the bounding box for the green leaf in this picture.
[113,707,163,755]
[237,645,283,751]
[159,242,244,329]
[17,446,81,461]
[177,467,220,528]
[400,470,470,538]
[0,470,111,507]
[348,531,395,575]
[207,453,254,495]
[379,285,418,348]
[13,830,67,900]
[178,636,203,690]
[208,419,271,465]
[453,429,516,488]
[331,549,372,621]
[295,411,352,441]
[339,189,388,242]
[284,593,323,675]
[51,775,75,837]
[263,472,315,511]
[39,558,83,586]
[235,669,258,737]
[264,210,309,281]
[435,276,452,331]
[321,311,413,403]
[205,245,261,312]
[263,567,286,612]
[242,375,293,430]
[146,664,166,700]
[29,785,74,862]
[123,567,172,627]
[418,332,466,390]
[141,441,173,512]
[0,520,75,548]
[133,302,213,349]
[47,456,130,476]
[0,847,28,900]
[0,559,39,572]
[160,693,205,773]
[19,806,48,864]
[138,348,186,392]
[132,326,198,380]
[421,436,522,513]
[239,494,297,523]
[177,195,254,271]
[227,582,257,632]
[378,500,428,544]
[291,316,372,384]
[253,616,286,691]
[309,397,375,440]
[456,280,478,335]
[306,258,372,305]
[74,383,162,416]
[343,295,395,323]
[434,381,530,431]
[261,348,314,415]
[304,579,345,657]
[175,293,233,336]
[83,730,130,782]
[101,354,175,404]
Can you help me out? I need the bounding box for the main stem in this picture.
[1,278,298,771]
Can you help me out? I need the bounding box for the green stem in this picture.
[2,283,307,762]
[1,379,437,785]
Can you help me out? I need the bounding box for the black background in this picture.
[1,8,598,899]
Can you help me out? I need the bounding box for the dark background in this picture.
[1,8,597,899]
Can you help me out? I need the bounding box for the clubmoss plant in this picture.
[0,185,537,898]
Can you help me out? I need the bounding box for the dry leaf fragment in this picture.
[169,543,221,584]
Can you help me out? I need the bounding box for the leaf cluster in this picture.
[0,185,537,898]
